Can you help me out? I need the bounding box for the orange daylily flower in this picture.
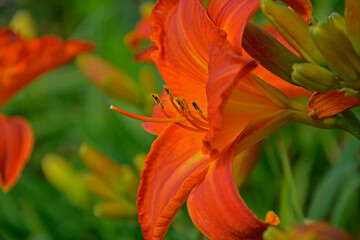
[0,26,94,191]
[0,114,33,192]
[0,26,94,107]
[110,0,314,239]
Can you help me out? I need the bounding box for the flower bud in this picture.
[291,63,340,92]
[243,22,303,85]
[76,53,141,105]
[311,22,360,89]
[79,143,139,198]
[260,0,326,66]
[345,0,360,55]
[328,12,346,33]
[41,154,90,209]
[94,201,137,220]
[9,10,37,38]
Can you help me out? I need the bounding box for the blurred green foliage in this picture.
[0,0,359,239]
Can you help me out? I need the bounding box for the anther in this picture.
[192,102,202,114]
[192,101,208,122]
[162,85,174,101]
[151,94,164,109]
[175,96,191,113]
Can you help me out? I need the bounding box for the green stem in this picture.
[336,118,360,140]
[289,110,360,140]
[271,134,304,223]
[342,109,360,125]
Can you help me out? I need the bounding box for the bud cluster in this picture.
[247,0,360,96]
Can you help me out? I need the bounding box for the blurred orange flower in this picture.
[0,26,94,192]
[0,26,94,107]
[0,114,33,192]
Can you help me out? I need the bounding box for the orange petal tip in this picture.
[265,211,281,226]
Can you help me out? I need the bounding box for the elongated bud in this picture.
[9,10,37,38]
[291,63,340,92]
[94,200,137,220]
[76,53,141,105]
[328,12,346,33]
[42,154,90,209]
[345,0,360,55]
[260,0,327,66]
[79,144,139,198]
[243,22,303,85]
[84,174,121,201]
[311,22,360,89]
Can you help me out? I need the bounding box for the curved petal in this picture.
[134,45,156,63]
[207,0,312,53]
[207,0,260,53]
[307,91,360,119]
[0,28,94,106]
[137,123,211,239]
[151,0,218,110]
[234,109,293,154]
[187,142,275,240]
[204,35,286,157]
[0,114,34,192]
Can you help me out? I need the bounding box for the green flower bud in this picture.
[260,0,327,66]
[311,22,360,89]
[292,63,340,92]
[328,12,346,33]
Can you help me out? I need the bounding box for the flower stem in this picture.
[289,110,360,140]
[335,118,360,140]
[271,134,304,223]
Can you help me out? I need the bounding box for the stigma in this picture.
[111,85,209,132]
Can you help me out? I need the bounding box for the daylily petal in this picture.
[124,16,151,50]
[151,0,218,109]
[137,124,211,239]
[0,27,94,106]
[235,109,293,153]
[187,142,275,240]
[307,91,360,119]
[207,0,260,53]
[207,0,312,53]
[233,142,262,188]
[0,114,34,192]
[134,44,156,63]
[204,35,287,157]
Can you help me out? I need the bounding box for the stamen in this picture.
[110,105,185,123]
[192,102,208,122]
[175,96,191,113]
[162,85,174,101]
[163,85,182,114]
[151,94,164,109]
[174,97,209,131]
